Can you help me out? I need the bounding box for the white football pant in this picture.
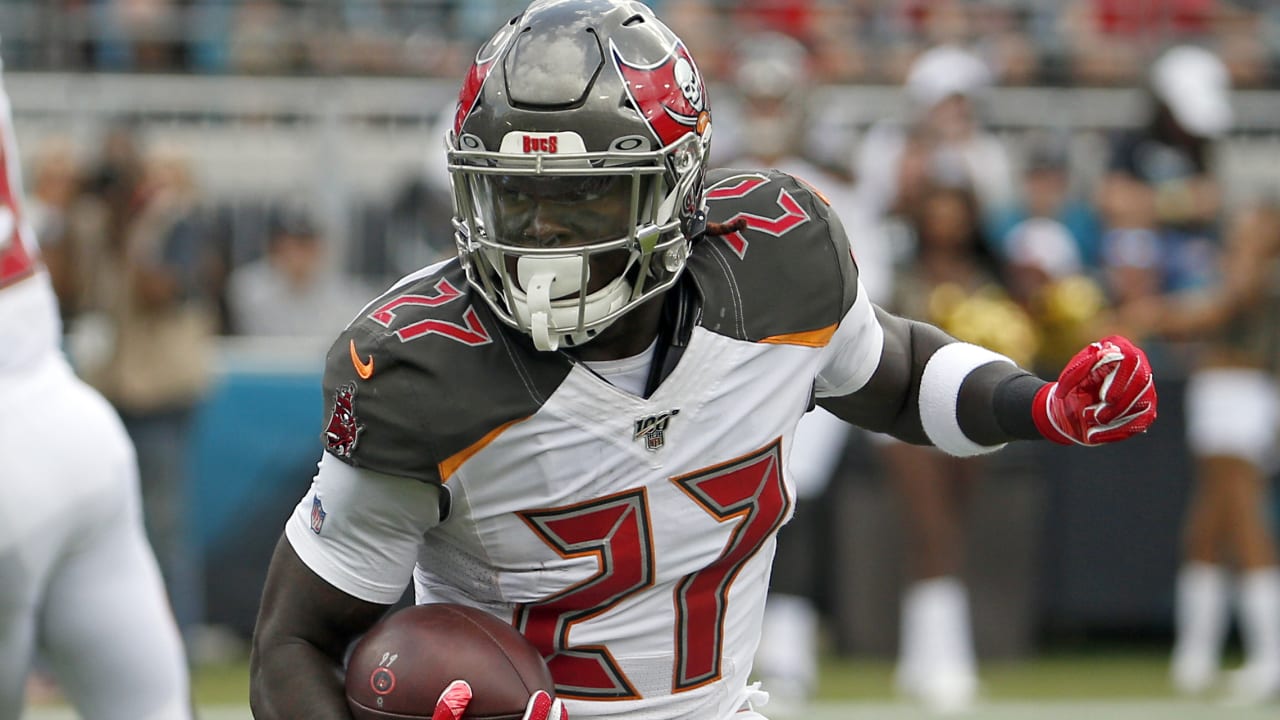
[0,354,192,720]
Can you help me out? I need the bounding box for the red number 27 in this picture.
[514,440,790,700]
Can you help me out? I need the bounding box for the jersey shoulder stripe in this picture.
[321,260,573,484]
[688,167,860,345]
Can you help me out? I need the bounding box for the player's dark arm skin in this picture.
[250,535,391,719]
[819,308,1045,445]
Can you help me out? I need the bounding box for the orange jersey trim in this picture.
[438,417,526,482]
[790,175,831,205]
[758,323,837,348]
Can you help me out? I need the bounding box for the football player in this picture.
[250,2,1157,719]
[0,42,193,720]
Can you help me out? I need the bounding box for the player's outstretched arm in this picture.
[820,308,1156,454]
[250,535,391,720]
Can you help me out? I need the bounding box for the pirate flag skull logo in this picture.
[612,39,710,148]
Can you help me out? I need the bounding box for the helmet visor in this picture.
[460,168,658,251]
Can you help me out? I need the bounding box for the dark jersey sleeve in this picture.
[318,264,575,485]
[690,168,859,343]
[320,322,444,484]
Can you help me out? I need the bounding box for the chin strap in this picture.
[518,256,584,352]
[522,267,559,351]
[511,254,633,352]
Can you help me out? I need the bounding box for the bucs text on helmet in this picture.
[447,0,712,351]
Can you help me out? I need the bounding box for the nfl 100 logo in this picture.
[634,409,680,451]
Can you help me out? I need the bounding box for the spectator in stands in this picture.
[1098,45,1226,343]
[1062,0,1218,86]
[83,121,145,256]
[337,0,413,75]
[853,44,1015,223]
[728,0,867,82]
[859,0,969,83]
[80,141,216,644]
[385,173,458,277]
[654,1,721,79]
[186,0,234,73]
[1002,217,1110,373]
[227,0,296,75]
[396,101,484,278]
[225,205,371,338]
[988,132,1103,269]
[877,183,1038,714]
[1213,2,1271,87]
[453,0,538,44]
[969,1,1039,85]
[90,0,182,71]
[24,137,98,323]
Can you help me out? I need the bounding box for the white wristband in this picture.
[919,342,1016,457]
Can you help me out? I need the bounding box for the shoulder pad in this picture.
[321,261,572,484]
[687,168,860,345]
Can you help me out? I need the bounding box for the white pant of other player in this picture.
[0,353,192,720]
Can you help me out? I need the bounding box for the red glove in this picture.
[432,680,567,720]
[1032,335,1157,446]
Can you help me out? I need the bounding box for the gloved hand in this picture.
[431,680,568,720]
[1032,335,1157,446]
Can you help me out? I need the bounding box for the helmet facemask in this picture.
[445,0,713,351]
[449,130,708,351]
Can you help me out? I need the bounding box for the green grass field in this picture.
[21,650,1279,719]
[183,649,1206,704]
[817,652,1182,700]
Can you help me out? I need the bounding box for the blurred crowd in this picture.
[30,124,377,341]
[0,0,1277,87]
[11,2,1280,711]
[727,31,1280,711]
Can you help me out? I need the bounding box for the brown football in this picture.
[345,603,555,720]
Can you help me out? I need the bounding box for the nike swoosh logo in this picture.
[349,339,374,380]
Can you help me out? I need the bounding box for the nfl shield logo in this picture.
[310,496,327,534]
[634,409,680,451]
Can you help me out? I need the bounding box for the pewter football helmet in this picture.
[447,0,712,351]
